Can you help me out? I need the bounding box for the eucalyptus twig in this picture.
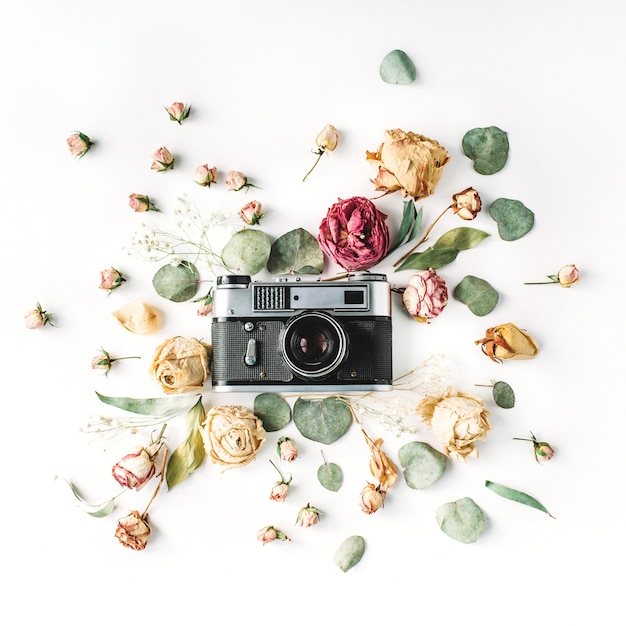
[393,205,451,267]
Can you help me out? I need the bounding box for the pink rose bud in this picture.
[92,349,112,374]
[513,431,555,463]
[295,504,321,528]
[193,164,218,187]
[150,146,174,172]
[316,124,339,152]
[401,269,448,323]
[129,193,159,212]
[451,187,482,220]
[318,196,390,272]
[99,267,126,293]
[270,482,290,502]
[67,131,93,158]
[112,444,160,491]
[239,200,265,225]
[277,436,298,462]
[115,510,151,550]
[225,170,248,191]
[360,483,385,514]
[197,303,213,316]
[257,525,290,544]
[557,264,579,287]
[165,101,191,124]
[24,302,56,329]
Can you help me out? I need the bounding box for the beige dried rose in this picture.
[200,405,266,470]
[362,430,397,490]
[451,187,481,220]
[475,322,539,362]
[417,387,491,462]
[113,300,159,334]
[366,128,450,199]
[150,336,211,394]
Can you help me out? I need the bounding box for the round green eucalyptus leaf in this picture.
[221,229,271,275]
[152,260,199,302]
[253,393,291,431]
[462,126,509,174]
[398,441,447,489]
[267,228,323,275]
[379,49,417,85]
[453,275,499,316]
[488,198,535,241]
[293,396,352,444]
[318,462,343,491]
[333,535,366,572]
[436,497,486,544]
[493,380,515,408]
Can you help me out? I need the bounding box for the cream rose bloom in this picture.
[150,336,211,394]
[417,387,491,461]
[200,405,266,470]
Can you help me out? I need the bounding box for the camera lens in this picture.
[281,312,348,379]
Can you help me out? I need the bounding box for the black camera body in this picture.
[211,273,393,392]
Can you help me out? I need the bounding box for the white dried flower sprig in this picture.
[81,414,173,439]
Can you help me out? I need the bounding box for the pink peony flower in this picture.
[318,196,390,272]
[150,146,174,172]
[402,269,448,323]
[193,164,217,187]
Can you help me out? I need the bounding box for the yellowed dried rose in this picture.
[451,187,481,220]
[366,129,450,199]
[417,386,491,462]
[150,336,211,394]
[200,405,266,470]
[362,430,397,490]
[475,322,539,362]
[113,300,159,334]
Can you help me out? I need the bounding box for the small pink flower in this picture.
[225,170,258,192]
[99,267,125,293]
[270,482,290,502]
[115,511,151,550]
[165,102,191,124]
[277,437,298,462]
[67,131,93,158]
[302,124,339,181]
[193,290,213,316]
[557,264,579,287]
[257,525,290,544]
[451,187,482,220]
[91,347,140,376]
[514,432,555,463]
[129,193,159,212]
[193,164,217,187]
[295,504,321,528]
[150,146,174,172]
[239,200,265,225]
[24,302,56,329]
[401,269,448,323]
[112,443,161,491]
[360,483,385,514]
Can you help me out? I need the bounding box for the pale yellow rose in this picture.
[475,322,539,362]
[200,405,266,470]
[113,300,159,335]
[150,336,211,394]
[417,387,491,462]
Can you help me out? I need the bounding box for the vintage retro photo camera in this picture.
[211,273,393,392]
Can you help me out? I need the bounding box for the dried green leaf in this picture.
[152,260,199,302]
[462,126,509,174]
[488,198,535,241]
[54,475,116,518]
[453,275,499,316]
[436,497,486,543]
[318,462,343,491]
[434,227,490,251]
[293,396,352,444]
[95,392,198,416]
[267,228,323,275]
[166,397,207,489]
[389,200,423,253]
[221,229,271,275]
[333,535,366,572]
[485,480,554,517]
[493,381,515,408]
[254,393,291,431]
[379,49,417,85]
[394,246,459,271]
[398,441,447,489]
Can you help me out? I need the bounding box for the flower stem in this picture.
[302,150,324,182]
[141,447,168,517]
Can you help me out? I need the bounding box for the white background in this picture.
[2,1,624,623]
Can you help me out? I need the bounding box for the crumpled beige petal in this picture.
[113,300,159,334]
[362,429,397,490]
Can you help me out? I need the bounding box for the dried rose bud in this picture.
[303,124,339,181]
[129,193,159,212]
[112,443,161,490]
[296,503,321,528]
[193,164,217,187]
[401,269,448,323]
[451,187,481,220]
[257,525,290,544]
[277,436,298,462]
[362,430,397,490]
[525,263,580,287]
[99,267,126,293]
[514,432,555,463]
[150,146,174,172]
[91,347,140,376]
[115,510,151,550]
[239,200,265,225]
[360,483,386,514]
[67,131,93,158]
[225,170,258,191]
[270,481,290,502]
[24,302,56,329]
[165,101,191,124]
[475,322,539,362]
[193,290,214,317]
